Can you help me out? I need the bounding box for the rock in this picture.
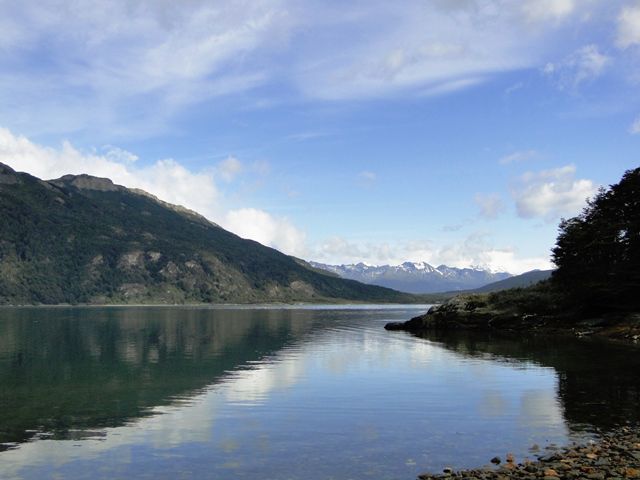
[412,426,640,480]
[586,473,605,480]
[625,467,640,478]
[384,322,407,331]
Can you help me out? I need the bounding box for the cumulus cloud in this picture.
[0,127,307,257]
[630,116,640,134]
[0,126,552,272]
[0,127,221,220]
[223,208,308,257]
[513,165,597,220]
[616,5,640,49]
[543,44,611,90]
[475,193,505,219]
[499,150,538,165]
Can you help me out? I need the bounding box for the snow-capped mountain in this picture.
[309,261,512,294]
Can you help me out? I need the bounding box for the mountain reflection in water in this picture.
[0,306,638,480]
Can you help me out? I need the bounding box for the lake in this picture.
[0,305,639,480]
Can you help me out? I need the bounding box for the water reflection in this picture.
[0,306,637,479]
[410,330,640,431]
[0,307,322,449]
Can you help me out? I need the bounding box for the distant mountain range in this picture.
[470,269,553,293]
[0,163,421,305]
[309,261,512,294]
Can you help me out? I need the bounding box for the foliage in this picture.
[0,166,420,304]
[552,168,640,310]
[487,280,568,315]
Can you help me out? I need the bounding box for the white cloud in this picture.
[0,127,221,221]
[543,44,611,90]
[223,208,308,257]
[630,116,640,134]
[294,0,596,100]
[521,0,575,23]
[616,5,640,49]
[0,0,608,134]
[0,126,552,273]
[474,193,505,219]
[513,164,597,220]
[217,156,243,182]
[499,150,538,165]
[311,234,552,274]
[0,1,293,136]
[0,127,307,257]
[102,145,139,164]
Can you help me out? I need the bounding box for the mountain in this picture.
[309,261,511,294]
[0,163,421,305]
[469,269,553,293]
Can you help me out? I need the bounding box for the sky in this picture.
[0,0,639,274]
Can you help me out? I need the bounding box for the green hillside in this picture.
[470,269,553,293]
[0,163,420,305]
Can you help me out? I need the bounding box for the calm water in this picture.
[0,305,639,480]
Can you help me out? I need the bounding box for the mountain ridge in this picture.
[309,261,512,294]
[0,163,422,305]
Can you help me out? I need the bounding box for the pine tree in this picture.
[552,168,640,310]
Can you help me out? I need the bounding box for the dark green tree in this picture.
[552,167,640,310]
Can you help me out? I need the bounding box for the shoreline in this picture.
[385,295,640,346]
[0,302,434,309]
[417,426,640,480]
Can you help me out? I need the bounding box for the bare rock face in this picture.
[50,174,122,192]
[118,251,145,269]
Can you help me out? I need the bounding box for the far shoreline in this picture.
[0,302,436,309]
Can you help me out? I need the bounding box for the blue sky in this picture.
[1,0,639,273]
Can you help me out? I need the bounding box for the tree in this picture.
[552,167,640,310]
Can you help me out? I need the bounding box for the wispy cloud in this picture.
[521,0,576,23]
[474,193,505,220]
[0,1,292,137]
[543,44,611,90]
[504,82,525,95]
[499,150,539,165]
[357,171,377,187]
[630,116,640,134]
[616,5,640,49]
[0,0,608,136]
[217,156,243,183]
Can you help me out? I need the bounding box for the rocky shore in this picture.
[385,294,640,345]
[417,426,640,480]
